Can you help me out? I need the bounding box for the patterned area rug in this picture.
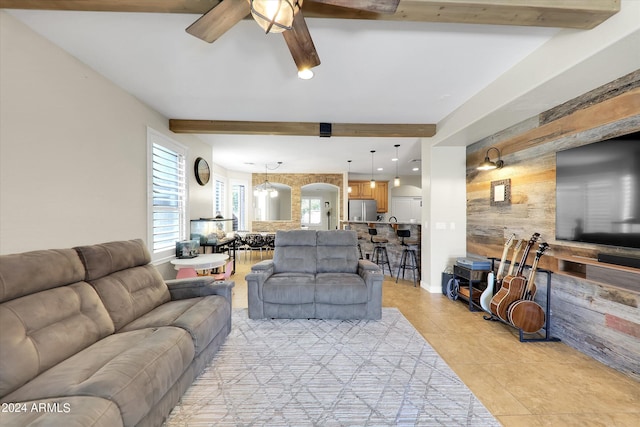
[165,308,499,426]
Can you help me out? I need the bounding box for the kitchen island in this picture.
[341,221,421,282]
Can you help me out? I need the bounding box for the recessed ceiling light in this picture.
[391,157,398,162]
[412,167,419,171]
[377,167,383,171]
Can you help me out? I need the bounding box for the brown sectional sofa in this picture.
[0,239,233,427]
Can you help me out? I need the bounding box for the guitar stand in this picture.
[517,269,560,343]
[485,259,560,343]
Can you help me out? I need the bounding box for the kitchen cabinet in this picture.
[391,197,422,222]
[348,180,373,199]
[374,181,388,213]
[348,180,388,213]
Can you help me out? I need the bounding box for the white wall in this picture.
[421,144,467,292]
[0,12,213,255]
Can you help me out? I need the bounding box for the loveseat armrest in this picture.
[245,261,274,295]
[358,259,380,272]
[245,260,275,319]
[166,277,235,303]
[250,259,275,272]
[358,259,383,302]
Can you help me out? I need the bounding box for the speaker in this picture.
[597,253,640,269]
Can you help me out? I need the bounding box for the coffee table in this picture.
[170,253,228,279]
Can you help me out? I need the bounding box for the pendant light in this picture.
[393,144,401,187]
[253,162,282,198]
[347,160,352,193]
[370,150,376,189]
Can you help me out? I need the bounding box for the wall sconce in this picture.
[477,147,504,171]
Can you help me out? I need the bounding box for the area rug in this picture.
[165,308,499,426]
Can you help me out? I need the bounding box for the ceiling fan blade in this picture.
[186,0,250,43]
[282,12,321,71]
[310,0,400,14]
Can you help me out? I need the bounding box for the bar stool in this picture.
[396,229,420,286]
[369,227,392,275]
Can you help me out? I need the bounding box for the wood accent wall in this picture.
[466,70,640,380]
[251,173,343,232]
[467,85,640,268]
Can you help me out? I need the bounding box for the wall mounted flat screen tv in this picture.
[556,131,640,250]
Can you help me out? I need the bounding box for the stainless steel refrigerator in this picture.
[348,199,378,221]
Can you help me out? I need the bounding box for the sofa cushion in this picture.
[262,273,316,304]
[0,396,123,427]
[0,248,85,303]
[119,295,230,355]
[315,273,369,304]
[75,239,171,331]
[88,265,171,331]
[316,230,359,274]
[2,327,194,427]
[0,282,115,397]
[74,239,151,281]
[273,230,317,274]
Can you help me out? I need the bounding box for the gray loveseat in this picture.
[246,230,383,320]
[0,239,233,427]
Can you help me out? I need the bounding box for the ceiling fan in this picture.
[186,0,400,77]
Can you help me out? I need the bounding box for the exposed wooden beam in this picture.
[0,0,620,29]
[0,0,222,14]
[169,119,436,138]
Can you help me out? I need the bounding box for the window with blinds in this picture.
[215,178,225,216]
[148,129,187,260]
[232,183,246,231]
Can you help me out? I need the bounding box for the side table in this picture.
[170,253,228,279]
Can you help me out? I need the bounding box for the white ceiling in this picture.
[7,9,562,177]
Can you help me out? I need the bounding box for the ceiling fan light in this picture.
[251,0,301,34]
[297,68,314,79]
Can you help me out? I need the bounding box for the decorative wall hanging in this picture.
[490,179,511,206]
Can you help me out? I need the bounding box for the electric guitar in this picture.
[508,242,549,332]
[479,234,515,312]
[490,232,540,322]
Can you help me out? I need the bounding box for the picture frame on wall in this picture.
[490,179,511,206]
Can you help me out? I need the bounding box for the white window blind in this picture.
[148,129,187,260]
[215,178,225,216]
[232,183,246,231]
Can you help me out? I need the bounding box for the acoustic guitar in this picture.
[508,242,549,333]
[506,239,523,278]
[490,232,540,322]
[479,234,515,312]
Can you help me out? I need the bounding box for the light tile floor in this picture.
[230,254,640,426]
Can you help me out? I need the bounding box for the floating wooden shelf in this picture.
[556,255,639,293]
